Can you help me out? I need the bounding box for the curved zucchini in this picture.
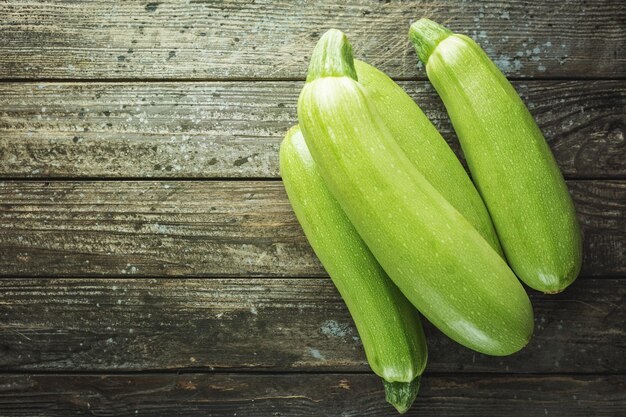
[354,60,502,256]
[280,126,427,414]
[409,19,582,293]
[298,29,533,356]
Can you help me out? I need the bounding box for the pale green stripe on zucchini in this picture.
[409,19,582,293]
[280,126,427,414]
[298,29,533,356]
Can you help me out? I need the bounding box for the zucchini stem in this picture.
[409,18,452,64]
[383,377,421,414]
[306,29,358,82]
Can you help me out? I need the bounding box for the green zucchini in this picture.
[280,126,427,414]
[354,60,502,256]
[298,29,533,356]
[409,19,582,293]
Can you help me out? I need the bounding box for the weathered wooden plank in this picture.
[0,80,624,178]
[0,278,623,372]
[0,373,623,416]
[0,181,622,277]
[0,0,624,80]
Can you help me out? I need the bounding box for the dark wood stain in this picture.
[0,278,622,373]
[0,181,622,277]
[0,373,623,416]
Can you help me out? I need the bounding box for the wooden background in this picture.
[0,1,624,415]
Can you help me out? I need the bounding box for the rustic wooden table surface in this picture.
[0,1,624,416]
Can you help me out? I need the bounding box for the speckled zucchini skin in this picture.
[280,126,427,414]
[355,60,502,256]
[298,29,533,356]
[409,19,582,293]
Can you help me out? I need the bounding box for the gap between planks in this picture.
[0,177,622,182]
[1,76,626,84]
[0,370,623,377]
[0,274,620,280]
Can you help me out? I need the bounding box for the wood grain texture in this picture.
[0,0,624,80]
[0,80,624,179]
[1,1,623,414]
[0,373,623,416]
[0,278,623,372]
[0,180,623,277]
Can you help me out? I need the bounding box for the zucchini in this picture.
[409,19,582,293]
[280,126,427,413]
[298,29,533,356]
[354,60,502,255]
